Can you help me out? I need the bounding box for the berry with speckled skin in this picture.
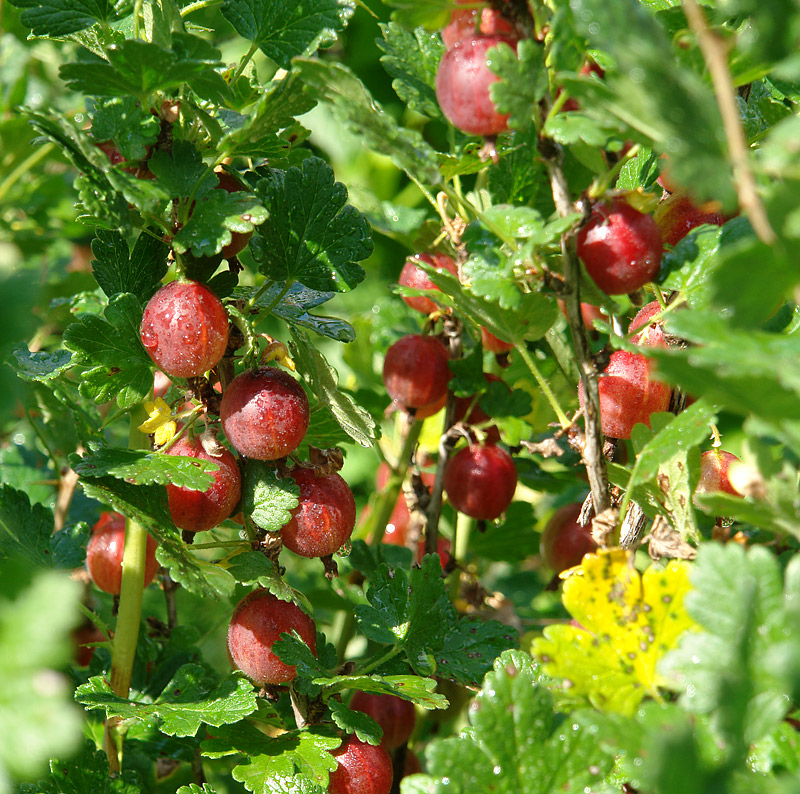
[541,503,597,574]
[349,691,416,749]
[328,735,393,794]
[577,199,662,295]
[398,253,458,315]
[280,468,357,558]
[140,281,229,378]
[628,301,667,348]
[220,367,310,460]
[86,512,159,595]
[443,444,517,520]
[435,36,518,137]
[227,589,316,685]
[579,350,672,439]
[165,436,241,532]
[697,449,742,496]
[383,335,451,411]
[654,192,729,247]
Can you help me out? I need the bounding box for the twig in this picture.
[681,0,775,244]
[539,138,611,517]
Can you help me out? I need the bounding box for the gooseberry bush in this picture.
[3,0,800,792]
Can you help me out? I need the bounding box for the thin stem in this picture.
[357,646,403,676]
[104,405,152,771]
[539,138,611,517]
[514,343,570,429]
[650,283,668,311]
[334,610,356,664]
[133,0,143,39]
[232,42,259,83]
[681,0,775,244]
[0,143,54,202]
[247,279,277,308]
[180,0,222,16]
[588,144,642,200]
[259,279,295,313]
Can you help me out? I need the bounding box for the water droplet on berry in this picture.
[337,540,352,558]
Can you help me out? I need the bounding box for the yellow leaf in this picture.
[531,548,695,716]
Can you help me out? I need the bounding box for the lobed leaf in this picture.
[90,229,169,303]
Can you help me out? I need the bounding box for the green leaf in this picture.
[220,70,315,159]
[293,58,441,187]
[436,616,519,685]
[661,543,800,749]
[221,0,355,70]
[327,700,382,745]
[90,229,169,302]
[147,141,213,198]
[231,728,340,793]
[255,283,355,343]
[60,34,224,97]
[9,344,73,383]
[226,551,298,604]
[71,442,218,490]
[89,96,160,160]
[62,292,152,408]
[249,158,370,292]
[489,38,547,130]
[7,0,123,36]
[313,673,448,710]
[290,328,378,448]
[0,561,83,786]
[76,665,259,737]
[377,22,444,120]
[240,461,299,533]
[173,186,268,258]
[177,785,218,794]
[17,742,143,794]
[354,555,460,674]
[403,650,613,794]
[0,485,56,568]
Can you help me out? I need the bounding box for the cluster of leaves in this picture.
[3,0,800,792]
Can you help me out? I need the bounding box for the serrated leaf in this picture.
[403,650,613,794]
[220,70,315,159]
[290,328,378,448]
[293,58,441,187]
[89,96,160,160]
[173,187,268,258]
[436,616,519,685]
[661,544,800,748]
[90,229,169,302]
[7,0,123,36]
[327,700,382,745]
[353,555,459,674]
[79,477,235,599]
[532,549,695,716]
[177,785,218,794]
[240,461,299,532]
[16,742,143,794]
[377,22,444,120]
[0,562,83,786]
[9,344,73,383]
[226,551,298,603]
[231,728,340,793]
[62,292,152,408]
[249,158,370,292]
[257,282,355,343]
[313,673,448,710]
[489,38,547,130]
[0,484,56,568]
[77,665,258,736]
[221,0,355,70]
[72,442,218,490]
[60,34,223,97]
[147,140,212,198]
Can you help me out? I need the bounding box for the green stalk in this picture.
[514,342,570,429]
[104,405,152,771]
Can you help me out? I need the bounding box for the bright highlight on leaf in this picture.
[138,397,178,446]
[531,549,695,716]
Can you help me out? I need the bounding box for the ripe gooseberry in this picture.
[398,253,457,314]
[213,169,255,259]
[480,326,514,354]
[227,589,317,685]
[86,512,159,595]
[220,367,310,460]
[628,301,667,348]
[443,444,517,520]
[441,1,516,48]
[383,335,451,412]
[540,502,597,574]
[696,449,742,497]
[328,735,393,794]
[349,691,416,749]
[140,280,230,378]
[280,468,357,558]
[164,435,242,532]
[576,199,662,295]
[435,36,518,137]
[654,192,729,247]
[452,372,506,443]
[578,350,672,439]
